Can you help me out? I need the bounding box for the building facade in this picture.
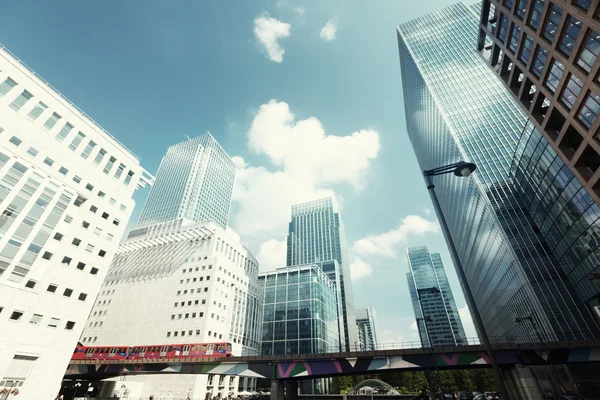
[258,264,340,394]
[136,133,235,229]
[478,0,600,327]
[79,219,262,399]
[285,197,357,351]
[397,2,600,344]
[355,305,379,350]
[406,246,467,347]
[0,45,153,398]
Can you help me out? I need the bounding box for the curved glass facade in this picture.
[513,121,600,320]
[398,3,600,341]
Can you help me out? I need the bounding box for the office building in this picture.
[136,133,235,229]
[406,246,466,347]
[79,219,262,399]
[258,264,340,393]
[0,46,153,398]
[286,197,357,351]
[478,0,600,324]
[356,306,379,350]
[397,1,600,346]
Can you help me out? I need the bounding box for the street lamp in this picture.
[423,161,510,399]
[417,287,443,399]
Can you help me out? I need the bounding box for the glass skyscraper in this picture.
[406,246,467,346]
[398,3,600,342]
[258,265,340,356]
[137,133,235,229]
[286,197,357,351]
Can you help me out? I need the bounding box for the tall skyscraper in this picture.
[477,0,600,326]
[258,264,340,394]
[397,2,600,344]
[0,46,152,398]
[286,197,358,351]
[356,305,379,350]
[406,246,466,347]
[79,219,262,399]
[136,133,235,229]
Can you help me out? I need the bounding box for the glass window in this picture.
[9,90,32,111]
[81,140,97,159]
[577,91,600,128]
[47,284,57,292]
[509,24,521,53]
[9,136,22,146]
[68,132,86,151]
[504,0,514,10]
[520,34,534,63]
[94,148,107,165]
[124,170,135,185]
[516,0,528,19]
[103,156,116,174]
[545,59,565,92]
[43,112,61,131]
[85,183,94,192]
[43,157,54,166]
[58,167,68,175]
[72,175,81,184]
[63,288,73,297]
[56,123,74,142]
[115,163,126,179]
[561,74,584,109]
[498,15,509,42]
[29,314,42,325]
[26,147,38,157]
[543,4,563,43]
[28,102,48,120]
[0,78,17,97]
[577,29,600,73]
[560,16,582,56]
[575,0,592,11]
[528,0,544,30]
[532,46,548,77]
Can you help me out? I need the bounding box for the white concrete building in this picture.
[0,45,153,399]
[80,219,262,399]
[355,306,378,351]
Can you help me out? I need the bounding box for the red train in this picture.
[72,342,232,361]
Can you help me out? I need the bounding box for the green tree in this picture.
[468,369,496,392]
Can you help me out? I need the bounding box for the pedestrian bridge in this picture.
[65,339,600,380]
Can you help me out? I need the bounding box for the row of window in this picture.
[166,330,222,339]
[0,306,75,330]
[0,75,137,187]
[494,3,600,132]
[4,130,129,214]
[171,311,205,319]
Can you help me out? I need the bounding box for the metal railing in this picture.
[0,43,140,161]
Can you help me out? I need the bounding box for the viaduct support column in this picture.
[501,365,546,399]
[270,380,284,400]
[284,380,298,400]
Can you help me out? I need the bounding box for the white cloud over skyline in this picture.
[352,215,440,258]
[320,19,338,42]
[231,99,381,272]
[350,256,373,281]
[253,13,291,63]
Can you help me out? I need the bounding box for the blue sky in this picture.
[0,0,477,344]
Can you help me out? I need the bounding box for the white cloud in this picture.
[253,13,291,63]
[350,257,373,281]
[424,208,432,215]
[320,19,338,42]
[378,323,420,347]
[459,305,478,339]
[352,215,440,258]
[294,7,306,15]
[256,238,287,272]
[231,100,380,268]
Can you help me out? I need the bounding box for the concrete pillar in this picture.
[270,380,284,400]
[285,380,298,400]
[502,365,546,399]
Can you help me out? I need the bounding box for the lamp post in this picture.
[423,161,510,399]
[417,287,444,399]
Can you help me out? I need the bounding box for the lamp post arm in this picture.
[424,173,510,399]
